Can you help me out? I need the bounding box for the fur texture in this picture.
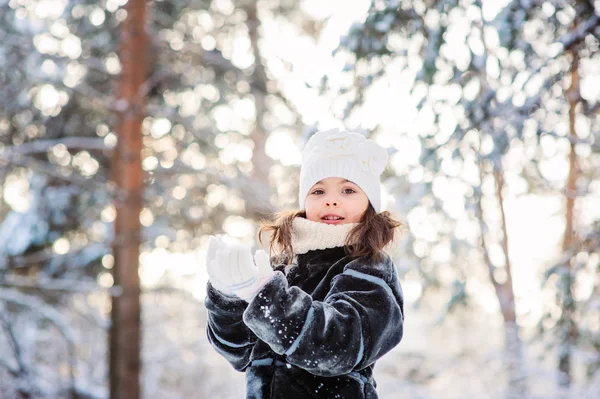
[205,247,404,398]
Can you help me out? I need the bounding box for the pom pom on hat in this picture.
[298,128,389,212]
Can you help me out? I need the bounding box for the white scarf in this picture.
[290,217,359,255]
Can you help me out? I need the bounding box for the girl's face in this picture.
[305,177,369,225]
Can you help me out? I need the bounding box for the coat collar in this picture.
[291,217,359,255]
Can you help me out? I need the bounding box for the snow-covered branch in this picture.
[1,137,110,156]
[0,150,114,192]
[0,275,122,296]
[0,306,33,391]
[0,288,79,393]
[558,14,600,52]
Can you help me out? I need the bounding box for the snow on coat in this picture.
[205,246,404,398]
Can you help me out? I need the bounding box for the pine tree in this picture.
[332,0,600,393]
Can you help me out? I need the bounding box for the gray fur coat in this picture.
[205,246,404,398]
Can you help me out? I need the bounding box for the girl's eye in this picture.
[311,189,324,195]
[343,188,356,194]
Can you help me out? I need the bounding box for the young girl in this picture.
[204,129,404,398]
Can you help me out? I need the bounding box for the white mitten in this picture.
[206,236,275,302]
[228,246,275,302]
[206,235,237,296]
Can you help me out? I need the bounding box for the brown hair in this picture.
[258,205,403,265]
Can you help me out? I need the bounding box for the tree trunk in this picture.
[476,161,526,398]
[493,169,517,325]
[558,49,581,387]
[494,169,526,398]
[563,52,580,251]
[110,1,147,398]
[245,0,274,217]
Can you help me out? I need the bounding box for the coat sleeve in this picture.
[204,282,258,371]
[242,254,404,377]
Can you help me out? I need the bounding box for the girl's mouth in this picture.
[321,215,345,224]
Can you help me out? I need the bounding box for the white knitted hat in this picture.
[298,128,389,212]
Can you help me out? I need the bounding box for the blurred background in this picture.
[0,0,599,398]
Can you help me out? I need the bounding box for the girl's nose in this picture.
[325,199,338,207]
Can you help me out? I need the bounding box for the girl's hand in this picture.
[206,235,237,296]
[229,247,274,302]
[206,235,275,301]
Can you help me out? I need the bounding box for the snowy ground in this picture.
[1,283,599,398]
[192,296,600,399]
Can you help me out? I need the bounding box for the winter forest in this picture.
[0,0,599,398]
